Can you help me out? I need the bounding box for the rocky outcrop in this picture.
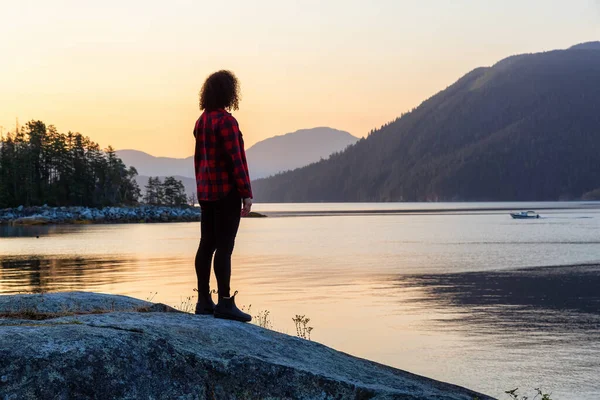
[0,205,201,225]
[0,292,492,400]
[0,205,266,225]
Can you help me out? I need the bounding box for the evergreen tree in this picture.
[0,120,140,208]
[143,177,163,205]
[142,176,187,206]
[162,176,187,206]
[122,167,142,205]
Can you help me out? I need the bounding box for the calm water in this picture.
[1,202,600,399]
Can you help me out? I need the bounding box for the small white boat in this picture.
[510,210,540,219]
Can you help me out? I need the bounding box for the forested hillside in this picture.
[0,121,140,208]
[252,43,600,202]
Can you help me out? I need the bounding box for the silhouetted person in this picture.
[193,70,253,322]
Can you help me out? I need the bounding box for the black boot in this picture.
[214,291,251,322]
[195,292,216,315]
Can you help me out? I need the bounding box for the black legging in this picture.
[195,190,241,299]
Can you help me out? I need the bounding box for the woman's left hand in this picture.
[241,197,253,217]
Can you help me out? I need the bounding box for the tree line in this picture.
[143,176,188,206]
[0,120,191,208]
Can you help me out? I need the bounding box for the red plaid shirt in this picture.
[193,109,253,201]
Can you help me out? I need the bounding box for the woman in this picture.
[193,70,253,322]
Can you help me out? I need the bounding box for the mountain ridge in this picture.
[569,41,600,50]
[252,44,600,202]
[117,127,359,181]
[246,127,358,179]
[116,149,194,178]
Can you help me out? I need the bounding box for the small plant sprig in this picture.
[504,388,553,400]
[146,292,158,302]
[292,314,313,340]
[254,310,273,329]
[174,294,196,313]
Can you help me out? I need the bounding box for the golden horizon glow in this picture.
[1,0,598,157]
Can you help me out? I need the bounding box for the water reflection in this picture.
[393,264,600,336]
[0,225,86,238]
[0,256,149,293]
[386,265,600,399]
[2,209,600,399]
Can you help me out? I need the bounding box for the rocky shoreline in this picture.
[0,292,493,399]
[0,205,202,225]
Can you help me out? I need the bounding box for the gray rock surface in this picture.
[0,292,494,400]
[0,291,153,315]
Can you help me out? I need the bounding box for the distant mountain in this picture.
[246,127,358,179]
[569,41,600,50]
[117,127,358,183]
[116,150,194,178]
[252,43,600,202]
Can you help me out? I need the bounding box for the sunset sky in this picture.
[1,0,598,157]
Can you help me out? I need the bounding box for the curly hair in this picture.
[199,70,240,111]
